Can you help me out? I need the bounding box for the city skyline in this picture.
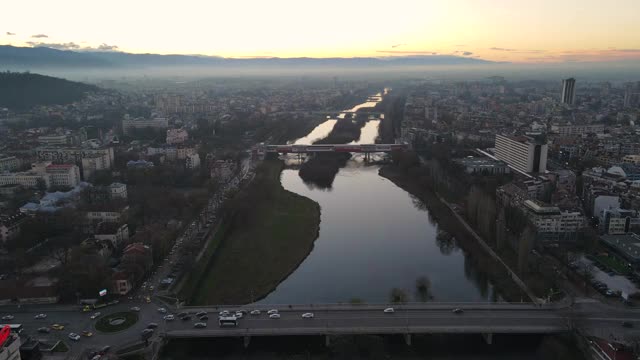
[2,0,640,63]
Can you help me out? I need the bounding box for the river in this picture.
[257,94,502,304]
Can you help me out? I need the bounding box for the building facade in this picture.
[494,134,548,173]
[561,78,576,105]
[122,116,169,135]
[45,164,81,188]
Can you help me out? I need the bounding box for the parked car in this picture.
[181,316,192,321]
[250,310,261,315]
[147,323,159,329]
[90,312,101,319]
[82,330,93,337]
[196,311,207,317]
[164,315,175,321]
[157,308,167,314]
[194,322,207,328]
[267,309,279,315]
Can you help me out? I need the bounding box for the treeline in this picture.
[0,71,98,109]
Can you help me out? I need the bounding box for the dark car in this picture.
[181,315,191,321]
[37,327,50,333]
[622,321,634,328]
[199,315,209,321]
[147,323,159,329]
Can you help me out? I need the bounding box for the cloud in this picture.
[376,50,437,55]
[96,43,119,51]
[489,47,515,51]
[6,32,15,36]
[26,41,120,52]
[391,43,406,48]
[31,34,48,38]
[462,51,473,56]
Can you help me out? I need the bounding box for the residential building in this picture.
[494,134,548,173]
[561,78,576,105]
[523,200,584,242]
[166,128,189,144]
[109,182,128,200]
[45,164,81,188]
[0,212,27,243]
[623,155,640,165]
[176,146,196,160]
[127,160,154,169]
[86,206,128,224]
[122,116,168,135]
[455,157,510,175]
[185,153,201,169]
[94,223,129,247]
[0,156,19,172]
[595,195,622,225]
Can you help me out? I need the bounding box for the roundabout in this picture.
[95,312,139,333]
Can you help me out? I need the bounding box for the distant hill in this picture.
[0,72,99,110]
[0,45,495,69]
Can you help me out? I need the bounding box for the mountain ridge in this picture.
[0,45,497,68]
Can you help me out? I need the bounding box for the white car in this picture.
[250,310,261,315]
[34,313,47,319]
[90,312,101,319]
[1,315,14,321]
[301,313,314,319]
[235,312,243,319]
[163,315,175,321]
[267,309,279,315]
[157,308,167,314]
[269,313,281,319]
[219,310,230,316]
[130,307,141,312]
[383,308,395,314]
[68,333,81,341]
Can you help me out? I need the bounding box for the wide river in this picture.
[258,94,501,304]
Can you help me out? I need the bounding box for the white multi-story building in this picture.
[45,164,81,188]
[81,153,110,180]
[109,183,128,200]
[0,156,19,172]
[122,115,168,135]
[37,147,114,168]
[551,124,604,136]
[185,153,200,169]
[494,134,548,174]
[37,134,71,146]
[0,172,50,189]
[523,200,584,242]
[166,128,189,144]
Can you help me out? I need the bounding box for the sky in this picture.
[2,0,639,63]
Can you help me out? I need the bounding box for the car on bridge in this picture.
[452,308,464,314]
[269,313,281,319]
[301,313,314,319]
[267,309,279,315]
[383,308,394,314]
[34,313,47,319]
[250,310,261,315]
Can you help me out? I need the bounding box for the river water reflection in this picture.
[257,95,501,304]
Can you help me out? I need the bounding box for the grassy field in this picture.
[191,159,321,305]
[595,254,631,274]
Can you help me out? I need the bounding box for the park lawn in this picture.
[191,160,320,305]
[596,255,631,275]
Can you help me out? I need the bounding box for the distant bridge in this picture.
[258,143,409,154]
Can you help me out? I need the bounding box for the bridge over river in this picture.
[161,300,639,346]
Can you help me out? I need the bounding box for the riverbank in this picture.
[190,159,321,304]
[378,165,528,302]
